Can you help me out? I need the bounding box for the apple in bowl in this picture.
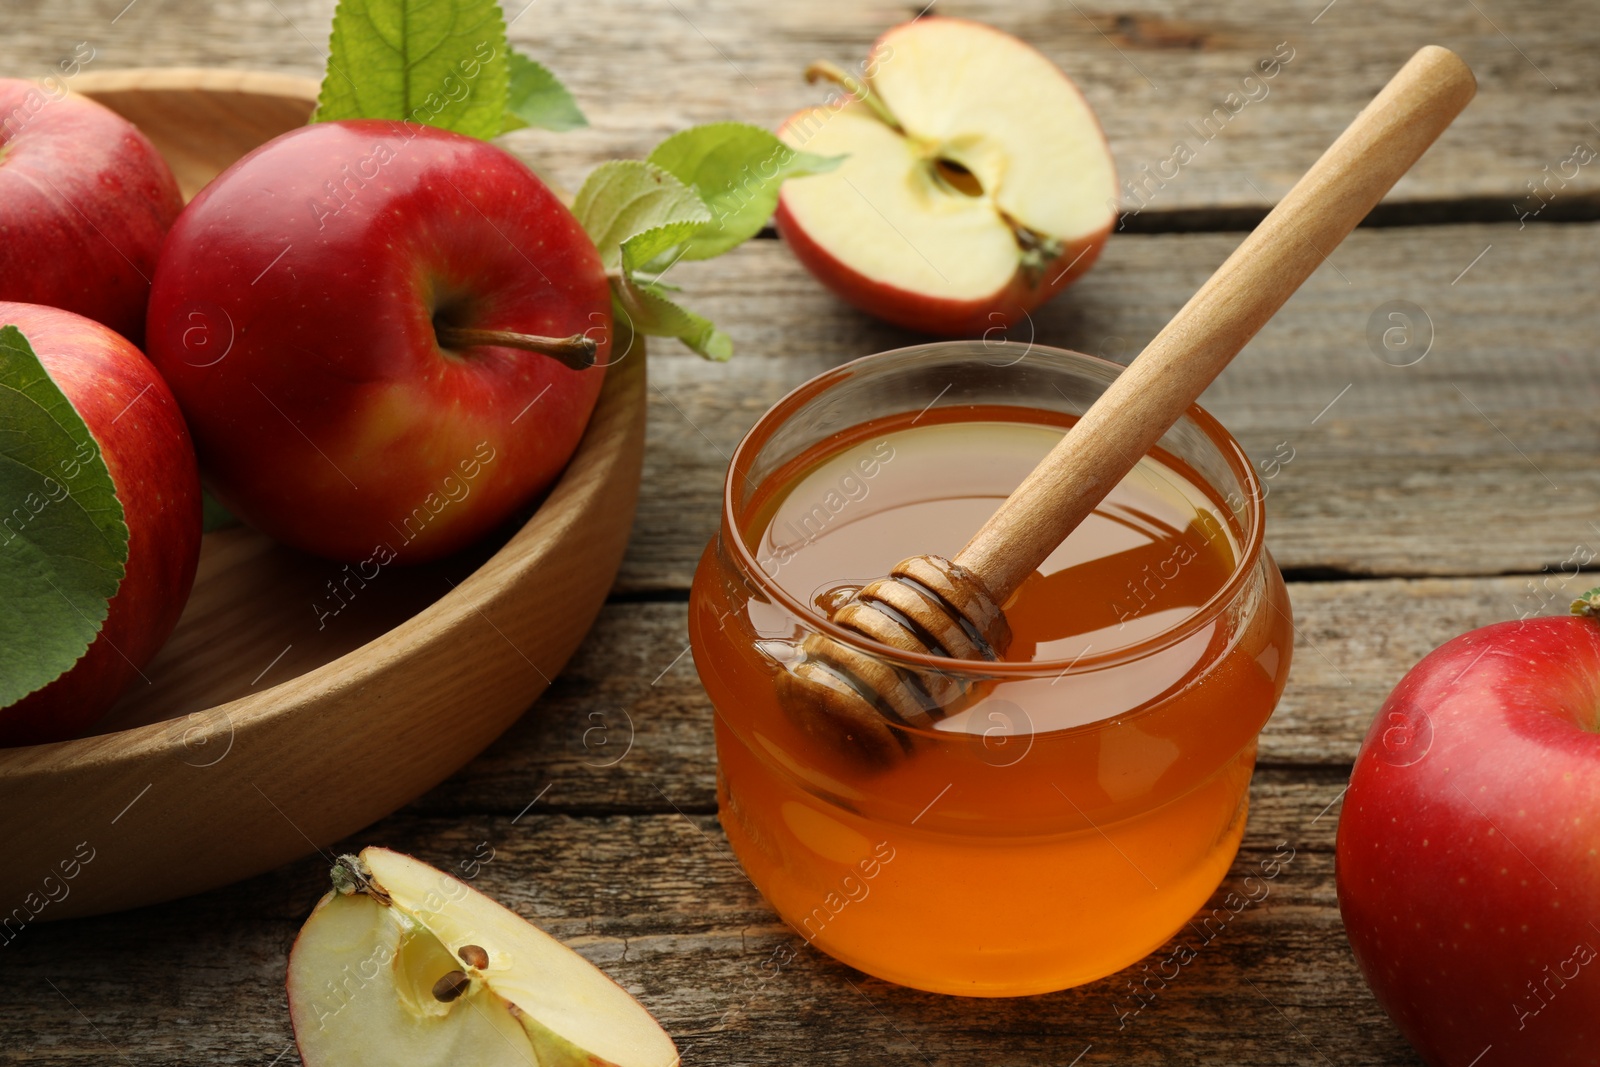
[1336,602,1600,1066]
[774,17,1117,336]
[146,119,611,564]
[0,302,202,746]
[0,77,183,342]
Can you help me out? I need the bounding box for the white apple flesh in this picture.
[776,17,1117,336]
[287,848,678,1067]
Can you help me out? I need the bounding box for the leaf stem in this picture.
[435,325,598,369]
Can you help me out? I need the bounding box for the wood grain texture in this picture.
[0,772,1402,1067]
[0,576,1521,1065]
[623,223,1600,591]
[1,2,1594,1063]
[1,0,1593,217]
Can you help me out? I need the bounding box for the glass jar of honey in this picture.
[689,341,1292,996]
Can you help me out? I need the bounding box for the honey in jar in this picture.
[690,343,1292,995]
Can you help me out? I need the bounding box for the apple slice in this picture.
[287,848,678,1067]
[775,17,1117,336]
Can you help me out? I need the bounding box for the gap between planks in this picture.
[742,195,1600,241]
[606,565,1600,606]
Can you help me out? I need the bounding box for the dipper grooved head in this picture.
[775,554,1009,767]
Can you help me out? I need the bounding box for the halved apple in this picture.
[775,17,1118,336]
[286,848,678,1067]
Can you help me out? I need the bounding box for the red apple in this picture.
[774,17,1117,336]
[0,302,202,746]
[1336,610,1600,1066]
[0,79,183,342]
[145,120,612,564]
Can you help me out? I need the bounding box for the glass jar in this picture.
[689,341,1293,996]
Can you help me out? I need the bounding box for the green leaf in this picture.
[0,326,128,708]
[571,160,711,274]
[613,280,732,362]
[571,161,735,359]
[647,122,842,260]
[500,52,587,133]
[315,0,510,140]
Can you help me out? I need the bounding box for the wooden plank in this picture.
[0,4,1585,1064]
[404,574,1539,820]
[10,574,1532,1064]
[3,0,1594,215]
[0,770,1413,1067]
[3,4,1589,587]
[622,223,1600,590]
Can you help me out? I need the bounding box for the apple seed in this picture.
[431,969,471,1003]
[457,944,489,969]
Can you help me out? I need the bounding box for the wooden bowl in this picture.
[0,70,645,921]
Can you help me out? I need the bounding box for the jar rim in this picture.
[720,341,1270,678]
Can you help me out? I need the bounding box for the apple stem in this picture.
[804,60,901,130]
[1570,586,1600,617]
[435,325,599,370]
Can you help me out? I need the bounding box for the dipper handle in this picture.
[955,46,1476,601]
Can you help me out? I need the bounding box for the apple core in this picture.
[774,17,1117,335]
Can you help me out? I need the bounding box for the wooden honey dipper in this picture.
[776,46,1477,766]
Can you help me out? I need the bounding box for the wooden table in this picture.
[5,1,1597,1063]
